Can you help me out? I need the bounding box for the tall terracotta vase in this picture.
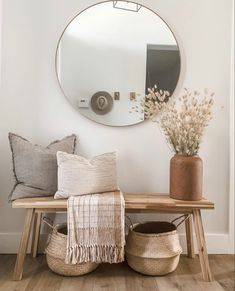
[170,154,203,201]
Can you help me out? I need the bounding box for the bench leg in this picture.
[13,208,34,281]
[193,209,213,281]
[31,212,42,258]
[185,214,195,258]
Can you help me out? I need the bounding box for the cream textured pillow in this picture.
[54,151,118,198]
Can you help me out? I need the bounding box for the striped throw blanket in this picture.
[66,191,125,264]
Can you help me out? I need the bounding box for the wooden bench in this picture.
[12,193,214,281]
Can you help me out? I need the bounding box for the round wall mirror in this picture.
[56,1,181,126]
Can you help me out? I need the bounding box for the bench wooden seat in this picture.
[12,192,214,282]
[12,192,214,210]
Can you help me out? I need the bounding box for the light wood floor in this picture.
[0,255,234,291]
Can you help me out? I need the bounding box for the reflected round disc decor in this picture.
[90,91,113,115]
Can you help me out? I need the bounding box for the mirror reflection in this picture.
[56,1,180,126]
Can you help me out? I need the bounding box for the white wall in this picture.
[0,0,233,253]
[0,0,2,87]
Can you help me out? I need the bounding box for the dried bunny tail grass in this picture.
[158,88,214,155]
[129,86,214,156]
[129,85,171,119]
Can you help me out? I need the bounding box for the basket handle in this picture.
[43,217,57,233]
[125,215,134,230]
[171,214,189,228]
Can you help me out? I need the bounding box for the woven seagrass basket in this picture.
[125,216,186,276]
[44,220,98,276]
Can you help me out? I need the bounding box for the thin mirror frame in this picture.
[55,0,182,127]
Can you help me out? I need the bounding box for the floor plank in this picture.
[0,255,234,291]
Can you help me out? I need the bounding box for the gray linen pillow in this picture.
[9,133,77,201]
[54,151,118,199]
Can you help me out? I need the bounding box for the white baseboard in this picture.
[178,233,234,254]
[0,233,49,254]
[0,232,233,254]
